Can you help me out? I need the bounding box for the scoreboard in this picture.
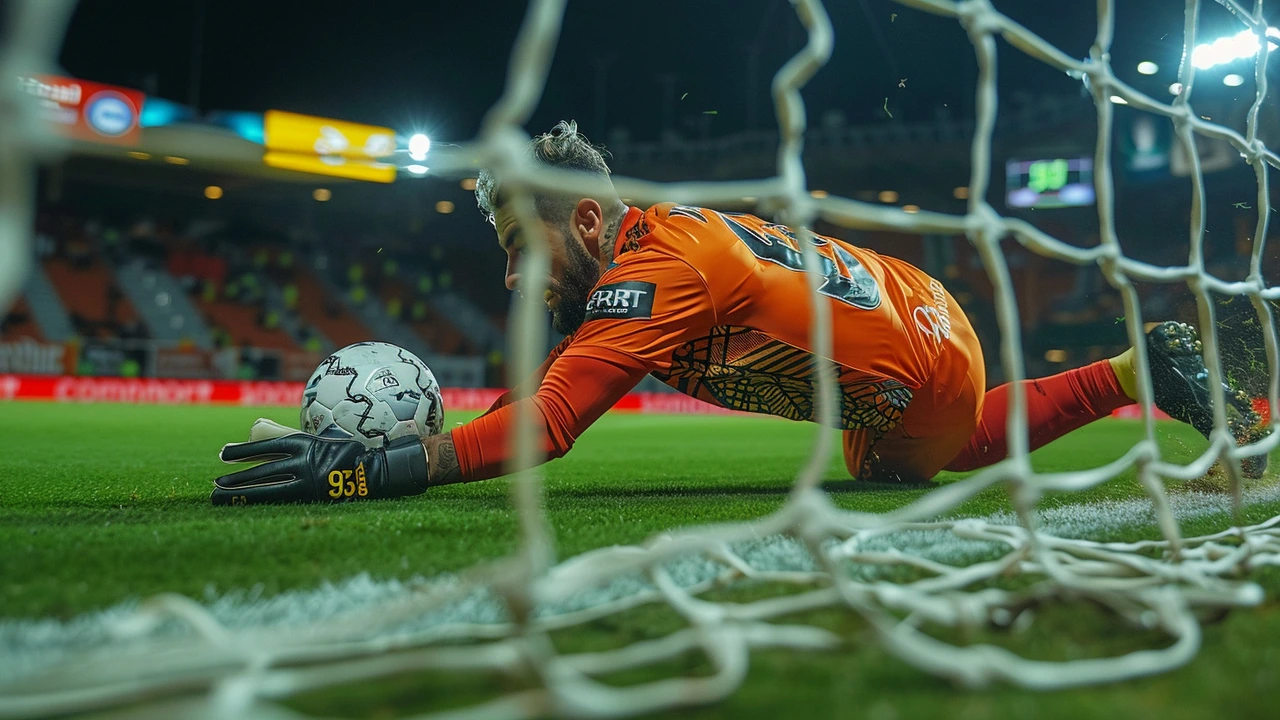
[1005,157,1096,209]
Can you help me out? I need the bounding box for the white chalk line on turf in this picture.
[3,481,1280,686]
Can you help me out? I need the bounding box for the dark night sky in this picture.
[53,0,1269,144]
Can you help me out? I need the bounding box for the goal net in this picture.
[3,0,1280,716]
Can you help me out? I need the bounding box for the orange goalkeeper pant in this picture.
[843,357,1134,481]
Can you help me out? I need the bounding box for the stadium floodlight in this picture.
[1136,60,1159,75]
[406,164,428,175]
[1190,27,1279,70]
[408,133,430,161]
[1223,73,1245,87]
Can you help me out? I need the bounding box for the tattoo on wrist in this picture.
[425,435,462,486]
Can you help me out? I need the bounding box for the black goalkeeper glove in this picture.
[212,430,430,506]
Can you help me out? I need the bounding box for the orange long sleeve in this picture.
[483,335,575,415]
[451,349,651,482]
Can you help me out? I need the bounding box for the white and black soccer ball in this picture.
[300,342,445,449]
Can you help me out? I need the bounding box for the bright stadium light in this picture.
[409,133,430,161]
[1137,61,1159,75]
[1191,27,1279,70]
[1223,73,1245,87]
[406,164,428,175]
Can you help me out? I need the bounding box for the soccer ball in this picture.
[300,342,445,449]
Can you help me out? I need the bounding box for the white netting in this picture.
[3,0,1280,717]
[0,0,75,314]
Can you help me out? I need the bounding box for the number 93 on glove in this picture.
[211,421,431,506]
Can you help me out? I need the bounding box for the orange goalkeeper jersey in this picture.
[451,203,984,481]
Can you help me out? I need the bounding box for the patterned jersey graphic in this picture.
[653,325,913,433]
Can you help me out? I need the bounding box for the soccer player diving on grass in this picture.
[211,121,1270,505]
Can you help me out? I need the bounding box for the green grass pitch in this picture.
[4,401,1280,718]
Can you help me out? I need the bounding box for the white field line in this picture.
[3,482,1280,684]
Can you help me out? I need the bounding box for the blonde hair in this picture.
[474,120,616,226]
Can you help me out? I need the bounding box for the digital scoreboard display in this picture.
[1005,157,1096,209]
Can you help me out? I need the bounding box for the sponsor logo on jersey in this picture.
[585,281,657,321]
[620,217,650,254]
[913,279,952,345]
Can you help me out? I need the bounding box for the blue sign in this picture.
[85,91,136,137]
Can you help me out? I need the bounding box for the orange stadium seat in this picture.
[1,296,44,342]
[197,298,298,351]
[291,267,374,348]
[377,275,477,356]
[42,257,140,339]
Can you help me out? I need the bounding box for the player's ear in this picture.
[574,198,604,261]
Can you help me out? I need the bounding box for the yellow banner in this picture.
[263,110,397,183]
[263,151,397,183]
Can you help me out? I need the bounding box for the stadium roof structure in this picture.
[68,122,302,180]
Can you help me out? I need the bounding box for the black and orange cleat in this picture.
[1146,321,1270,478]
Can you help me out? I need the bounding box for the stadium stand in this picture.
[6,86,1266,387]
[0,296,41,341]
[42,255,143,341]
[195,297,297,351]
[290,264,374,349]
[374,270,476,356]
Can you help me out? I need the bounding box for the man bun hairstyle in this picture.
[474,120,614,226]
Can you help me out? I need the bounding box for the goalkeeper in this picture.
[212,122,1268,504]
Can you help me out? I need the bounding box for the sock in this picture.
[1108,346,1139,401]
[945,359,1136,472]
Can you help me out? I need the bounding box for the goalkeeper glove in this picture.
[211,428,430,506]
[246,417,300,442]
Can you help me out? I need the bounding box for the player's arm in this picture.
[482,335,574,415]
[230,334,571,448]
[429,348,650,483]
[214,346,646,504]
[213,253,710,502]
[436,254,714,483]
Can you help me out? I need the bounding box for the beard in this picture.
[549,235,601,335]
